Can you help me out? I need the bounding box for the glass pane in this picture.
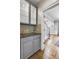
[20,0,29,24]
[30,5,36,24]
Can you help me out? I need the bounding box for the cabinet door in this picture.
[37,35,41,50]
[30,5,36,25]
[20,0,29,24]
[20,39,24,59]
[33,35,41,53]
[23,37,34,59]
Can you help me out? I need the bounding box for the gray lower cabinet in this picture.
[23,37,34,59]
[21,39,24,59]
[33,35,41,53]
[21,35,41,59]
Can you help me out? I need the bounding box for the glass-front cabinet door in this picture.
[20,0,29,24]
[20,0,37,25]
[30,5,36,25]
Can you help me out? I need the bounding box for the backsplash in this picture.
[34,24,41,33]
[20,25,35,34]
[20,24,41,34]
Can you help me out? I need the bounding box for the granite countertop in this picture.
[20,33,41,38]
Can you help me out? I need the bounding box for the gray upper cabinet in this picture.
[20,0,29,24]
[20,0,37,25]
[30,5,36,25]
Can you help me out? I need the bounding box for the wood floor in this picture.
[28,50,44,59]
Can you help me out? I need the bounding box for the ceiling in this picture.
[26,0,43,6]
[26,0,59,20]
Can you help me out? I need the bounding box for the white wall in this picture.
[38,0,59,50]
[38,0,58,11]
[44,5,59,20]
